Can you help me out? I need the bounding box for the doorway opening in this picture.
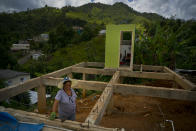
[120,31,132,67]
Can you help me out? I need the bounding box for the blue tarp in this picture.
[0,112,44,131]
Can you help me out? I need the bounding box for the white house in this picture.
[32,52,44,60]
[0,69,30,87]
[33,33,49,42]
[40,34,49,41]
[11,44,30,51]
[99,30,106,35]
[11,40,30,51]
[0,69,50,104]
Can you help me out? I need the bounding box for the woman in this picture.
[50,77,77,121]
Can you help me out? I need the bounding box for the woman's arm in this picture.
[50,99,59,120]
[52,99,59,113]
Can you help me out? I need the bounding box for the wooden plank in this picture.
[163,66,196,90]
[82,73,86,98]
[0,65,74,102]
[85,71,120,125]
[105,95,113,115]
[140,64,143,73]
[67,73,73,78]
[44,66,72,78]
[113,84,196,101]
[44,62,85,78]
[72,67,115,75]
[120,70,174,80]
[43,77,196,101]
[37,83,47,114]
[0,77,41,101]
[86,62,105,68]
[133,64,163,72]
[0,106,120,131]
[43,77,107,91]
[73,62,86,67]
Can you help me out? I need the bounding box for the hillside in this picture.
[0,2,195,73]
[0,2,164,43]
[0,2,163,70]
[66,2,164,24]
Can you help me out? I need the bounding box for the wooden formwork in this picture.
[0,62,196,130]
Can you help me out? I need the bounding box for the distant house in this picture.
[33,33,49,42]
[32,52,44,60]
[18,40,29,44]
[72,26,83,31]
[40,34,49,41]
[99,30,106,35]
[0,69,30,87]
[11,40,30,51]
[0,70,50,104]
[72,26,83,34]
[11,44,30,51]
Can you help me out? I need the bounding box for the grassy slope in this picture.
[66,2,162,25]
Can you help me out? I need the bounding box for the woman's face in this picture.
[63,81,71,90]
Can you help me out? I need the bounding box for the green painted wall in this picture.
[105,24,135,69]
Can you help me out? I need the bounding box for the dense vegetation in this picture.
[135,19,196,69]
[0,2,196,109]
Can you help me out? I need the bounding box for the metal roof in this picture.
[0,69,29,80]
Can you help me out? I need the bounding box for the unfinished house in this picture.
[0,24,196,131]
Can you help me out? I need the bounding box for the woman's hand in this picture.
[50,112,56,120]
[50,99,59,120]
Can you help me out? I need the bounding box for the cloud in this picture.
[0,0,42,12]
[0,0,195,20]
[126,0,196,20]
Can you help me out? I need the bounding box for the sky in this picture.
[0,0,195,20]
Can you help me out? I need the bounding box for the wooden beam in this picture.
[72,62,86,67]
[0,65,72,102]
[67,73,73,78]
[43,77,107,91]
[43,77,196,101]
[82,73,86,98]
[72,67,115,75]
[85,71,120,125]
[113,84,196,101]
[37,82,47,114]
[105,95,113,115]
[0,106,121,131]
[44,66,72,78]
[120,71,174,80]
[0,77,41,101]
[43,62,85,78]
[133,64,163,72]
[86,62,105,68]
[163,66,196,90]
[140,64,143,73]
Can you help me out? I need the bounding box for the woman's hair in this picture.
[63,80,71,85]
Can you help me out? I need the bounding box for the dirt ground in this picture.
[76,94,196,131]
[44,80,196,131]
[75,79,196,131]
